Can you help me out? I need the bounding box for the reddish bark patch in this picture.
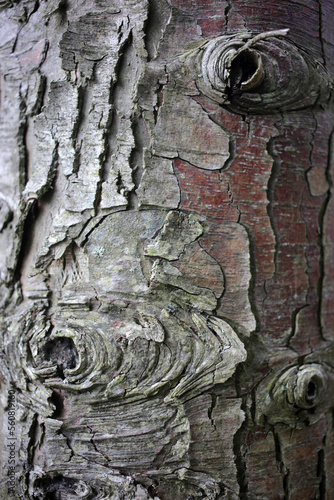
[170,0,228,37]
[276,418,327,500]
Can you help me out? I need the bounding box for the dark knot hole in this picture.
[306,379,317,401]
[44,337,79,379]
[227,49,260,98]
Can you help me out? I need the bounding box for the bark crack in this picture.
[318,127,334,339]
[233,395,248,499]
[304,111,319,201]
[27,413,45,466]
[240,223,261,334]
[273,429,288,496]
[172,159,182,210]
[86,424,112,465]
[316,0,327,67]
[128,114,146,210]
[208,393,217,432]
[99,31,140,213]
[145,0,172,61]
[286,303,310,348]
[153,76,166,125]
[76,214,110,248]
[191,93,234,172]
[152,409,179,468]
[198,239,226,301]
[266,122,282,279]
[227,181,241,222]
[301,116,318,315]
[224,0,232,30]
[70,83,91,177]
[317,445,326,499]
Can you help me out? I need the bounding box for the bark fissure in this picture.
[317,446,326,499]
[71,84,90,177]
[316,0,327,67]
[128,114,146,210]
[287,304,310,348]
[266,126,282,279]
[274,427,293,499]
[145,0,172,62]
[240,223,261,334]
[233,395,248,500]
[318,127,334,340]
[208,393,217,432]
[224,0,232,30]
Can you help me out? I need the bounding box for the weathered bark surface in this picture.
[0,0,333,498]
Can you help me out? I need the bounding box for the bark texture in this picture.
[0,0,333,499]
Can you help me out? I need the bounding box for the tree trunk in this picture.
[0,0,333,498]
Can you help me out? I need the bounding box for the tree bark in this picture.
[0,0,333,499]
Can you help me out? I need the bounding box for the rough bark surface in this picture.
[0,0,333,499]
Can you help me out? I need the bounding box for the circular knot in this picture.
[273,363,328,411]
[197,30,332,114]
[288,364,327,409]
